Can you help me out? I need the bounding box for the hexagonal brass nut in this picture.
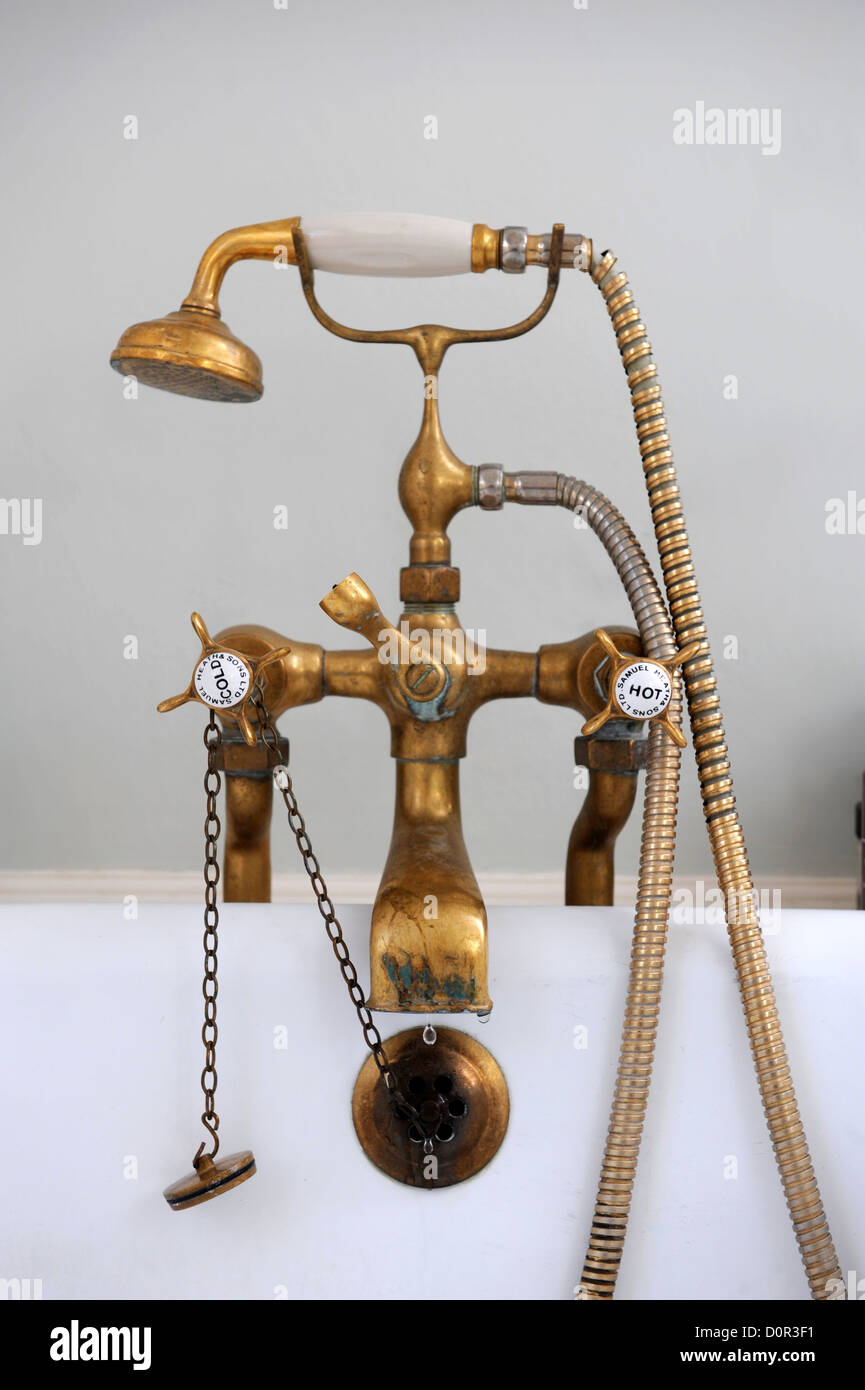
[400,565,461,604]
[573,733,649,774]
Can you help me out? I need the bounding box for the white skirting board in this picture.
[0,868,856,909]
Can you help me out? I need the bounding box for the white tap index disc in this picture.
[614,660,672,720]
[194,651,251,709]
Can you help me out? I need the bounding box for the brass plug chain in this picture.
[248,687,423,1132]
[196,711,223,1167]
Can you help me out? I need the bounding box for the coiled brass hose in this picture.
[556,477,683,1299]
[580,250,843,1300]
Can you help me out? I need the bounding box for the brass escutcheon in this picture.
[352,1027,509,1188]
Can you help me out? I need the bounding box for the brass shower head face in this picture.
[110,307,262,402]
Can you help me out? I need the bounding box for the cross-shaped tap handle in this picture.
[581,629,702,749]
[157,612,292,746]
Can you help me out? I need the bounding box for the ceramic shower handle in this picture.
[300,213,475,277]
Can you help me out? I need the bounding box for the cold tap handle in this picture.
[157,612,291,747]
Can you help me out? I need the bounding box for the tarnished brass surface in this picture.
[581,628,701,748]
[182,218,301,314]
[110,218,299,401]
[214,623,324,718]
[216,716,287,905]
[110,307,263,402]
[320,571,397,649]
[116,216,839,1291]
[216,733,289,779]
[223,773,273,904]
[321,575,488,1010]
[352,1027,509,1186]
[156,612,291,746]
[110,218,589,401]
[211,590,640,1003]
[565,770,639,906]
[539,629,641,713]
[572,731,649,774]
[470,222,500,273]
[292,224,565,572]
[567,714,648,907]
[128,220,644,1013]
[399,564,460,604]
[371,759,489,1012]
[163,1150,256,1211]
[316,572,640,1009]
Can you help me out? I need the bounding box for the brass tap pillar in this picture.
[319,572,491,1012]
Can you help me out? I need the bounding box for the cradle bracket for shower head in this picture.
[291,221,567,367]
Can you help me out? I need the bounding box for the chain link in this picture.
[195,711,222,1167]
[249,686,422,1128]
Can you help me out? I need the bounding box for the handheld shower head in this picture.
[109,217,301,402]
[109,213,584,404]
[110,307,263,402]
[109,213,589,407]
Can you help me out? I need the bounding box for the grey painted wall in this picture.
[0,0,861,881]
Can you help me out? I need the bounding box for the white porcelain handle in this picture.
[299,213,473,277]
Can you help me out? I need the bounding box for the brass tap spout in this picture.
[371,758,491,1014]
[320,573,490,1013]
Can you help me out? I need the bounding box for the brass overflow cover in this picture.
[352,1027,509,1188]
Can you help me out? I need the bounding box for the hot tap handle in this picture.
[581,629,703,749]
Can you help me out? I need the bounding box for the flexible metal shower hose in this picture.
[564,251,843,1300]
[555,476,683,1299]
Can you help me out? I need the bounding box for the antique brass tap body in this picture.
[116,219,642,1013]
[203,228,641,1012]
[116,214,845,1297]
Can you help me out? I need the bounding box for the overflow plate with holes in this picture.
[352,1026,509,1188]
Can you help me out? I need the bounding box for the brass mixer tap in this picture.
[123,218,638,1013]
[117,211,843,1299]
